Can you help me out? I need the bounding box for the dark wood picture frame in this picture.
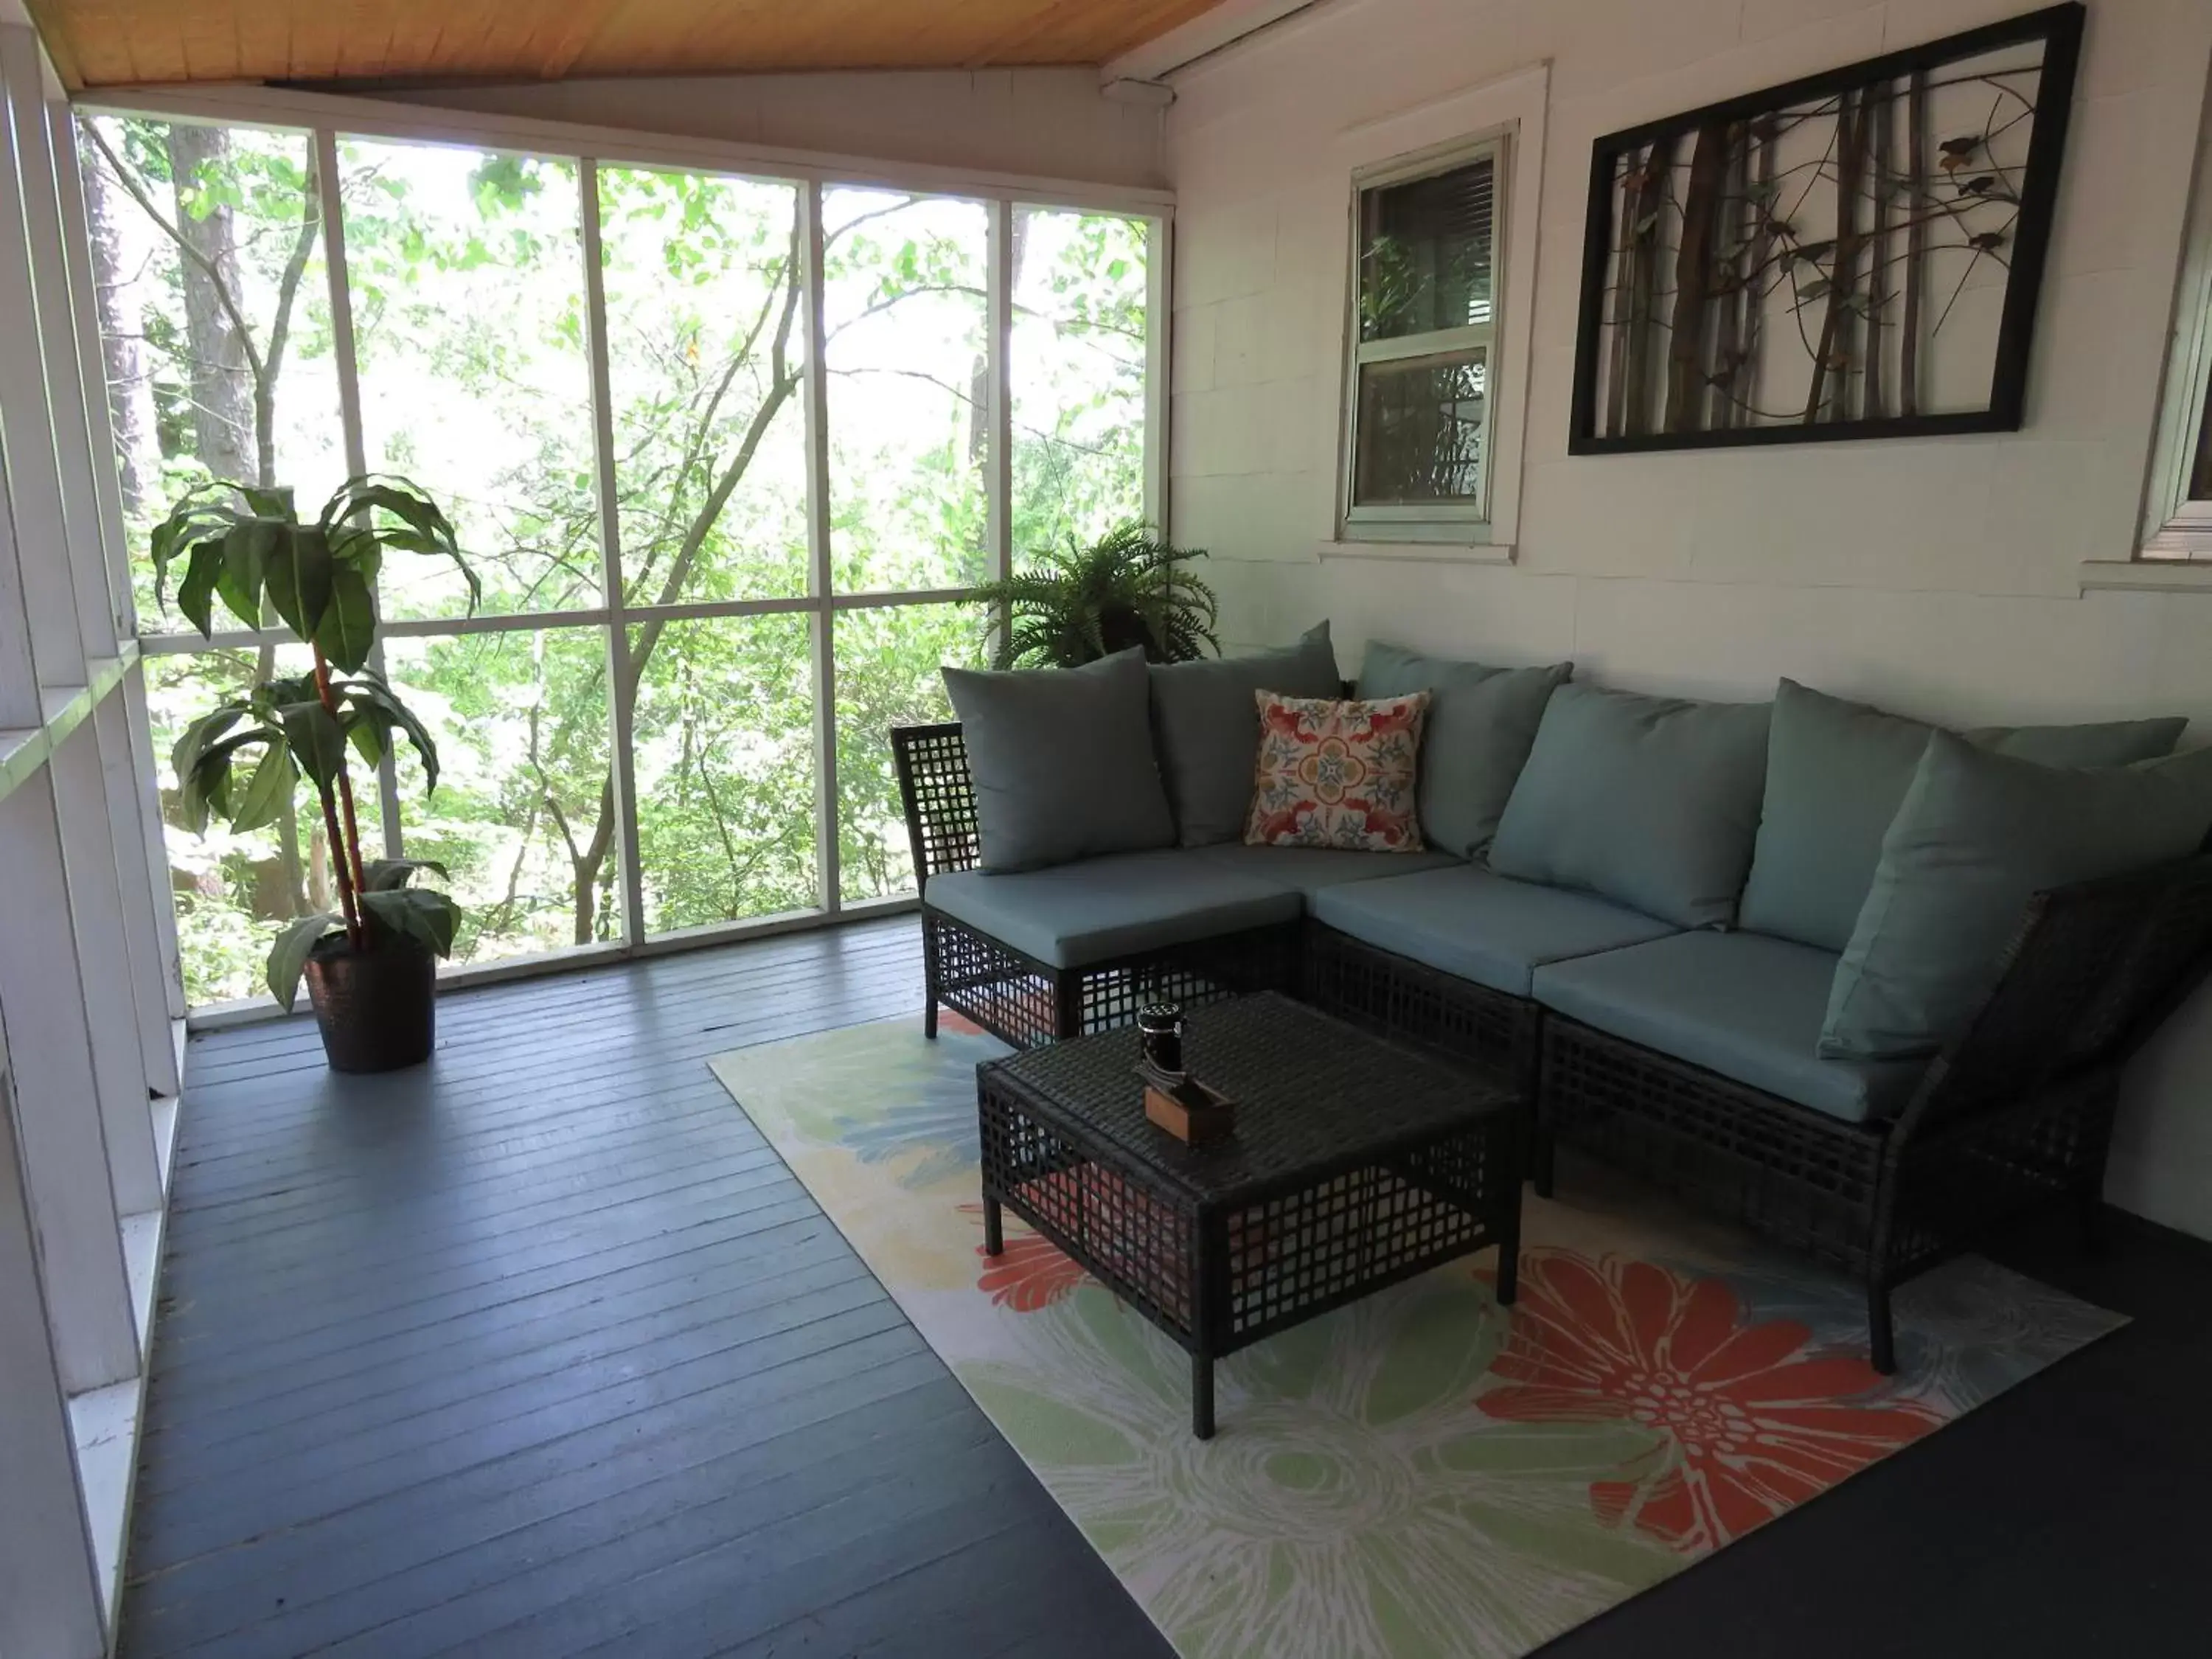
[1568,2,2084,454]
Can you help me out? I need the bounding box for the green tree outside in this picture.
[83,115,1149,1005]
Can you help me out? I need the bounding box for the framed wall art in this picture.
[1568,3,2084,453]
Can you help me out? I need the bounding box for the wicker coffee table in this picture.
[975,992,1523,1439]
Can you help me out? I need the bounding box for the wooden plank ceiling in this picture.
[27,0,1227,88]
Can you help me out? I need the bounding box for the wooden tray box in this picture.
[1141,1069,1237,1147]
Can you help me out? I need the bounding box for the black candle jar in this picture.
[1137,1002,1186,1077]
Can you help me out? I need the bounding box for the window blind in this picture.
[1358,156,1495,339]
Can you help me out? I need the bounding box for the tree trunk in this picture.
[1619,134,1675,439]
[165,125,314,911]
[1805,92,1867,423]
[1736,118,1779,426]
[1902,71,1929,418]
[574,859,597,945]
[78,136,159,516]
[164,124,254,484]
[1706,123,1745,433]
[1663,123,1728,434]
[1865,80,1893,420]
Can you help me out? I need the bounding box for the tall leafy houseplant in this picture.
[970,521,1219,669]
[153,477,478,1069]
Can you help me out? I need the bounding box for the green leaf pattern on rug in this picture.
[962,1280,1674,1658]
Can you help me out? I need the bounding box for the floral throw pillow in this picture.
[1245,692,1430,852]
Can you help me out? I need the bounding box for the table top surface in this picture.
[978,992,1520,1206]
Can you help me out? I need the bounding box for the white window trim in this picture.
[2136,63,2212,562]
[0,18,187,1653]
[1322,61,1547,560]
[1340,137,1502,538]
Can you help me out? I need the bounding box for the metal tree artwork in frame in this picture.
[1569,3,2083,453]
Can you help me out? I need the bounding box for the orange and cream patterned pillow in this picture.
[1244,691,1430,852]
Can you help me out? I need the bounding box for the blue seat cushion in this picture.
[925,850,1304,970]
[1187,842,1464,899]
[1311,866,1678,998]
[1533,932,1926,1124]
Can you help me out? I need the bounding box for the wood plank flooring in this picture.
[122,916,2212,1658]
[122,918,1166,1659]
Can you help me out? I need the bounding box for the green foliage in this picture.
[153,472,474,1004]
[171,665,442,831]
[971,522,1217,669]
[151,474,475,655]
[91,116,1158,1004]
[265,864,458,1012]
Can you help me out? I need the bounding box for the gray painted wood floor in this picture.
[123,918,1167,1659]
[123,916,2211,1658]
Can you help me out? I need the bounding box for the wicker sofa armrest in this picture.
[1901,851,2212,1141]
[891,722,978,894]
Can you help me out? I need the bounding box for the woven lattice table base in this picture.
[977,992,1524,1436]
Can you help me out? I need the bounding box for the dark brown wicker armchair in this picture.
[891,723,1299,1049]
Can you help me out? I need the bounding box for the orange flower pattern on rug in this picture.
[1245,692,1429,851]
[960,1172,1192,1319]
[965,1218,1090,1312]
[1478,1251,1943,1552]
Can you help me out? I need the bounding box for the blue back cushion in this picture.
[1357,643,1571,858]
[942,647,1175,873]
[1149,623,1341,846]
[1489,684,1771,929]
[1822,734,2212,1060]
[1742,679,2186,952]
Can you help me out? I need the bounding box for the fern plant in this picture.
[970,521,1219,669]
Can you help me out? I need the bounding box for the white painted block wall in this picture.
[1163,0,2212,1237]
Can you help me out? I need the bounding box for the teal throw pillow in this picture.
[1357,643,1571,858]
[1741,678,2185,952]
[1820,733,2212,1060]
[942,647,1174,873]
[1489,683,1771,928]
[1149,622,1341,846]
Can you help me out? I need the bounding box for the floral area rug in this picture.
[709,1015,2122,1659]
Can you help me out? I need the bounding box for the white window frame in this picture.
[70,80,1172,1018]
[1321,62,1546,562]
[2140,72,2212,561]
[1339,133,1504,539]
[0,15,187,1651]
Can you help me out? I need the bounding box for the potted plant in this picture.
[152,476,478,1072]
[969,521,1219,668]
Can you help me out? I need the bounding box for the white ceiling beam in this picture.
[1102,0,1322,85]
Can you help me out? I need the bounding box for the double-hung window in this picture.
[2146,337,2212,557]
[2142,84,2212,560]
[1340,139,1503,540]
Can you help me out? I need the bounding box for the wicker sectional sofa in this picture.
[893,658,2212,1374]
